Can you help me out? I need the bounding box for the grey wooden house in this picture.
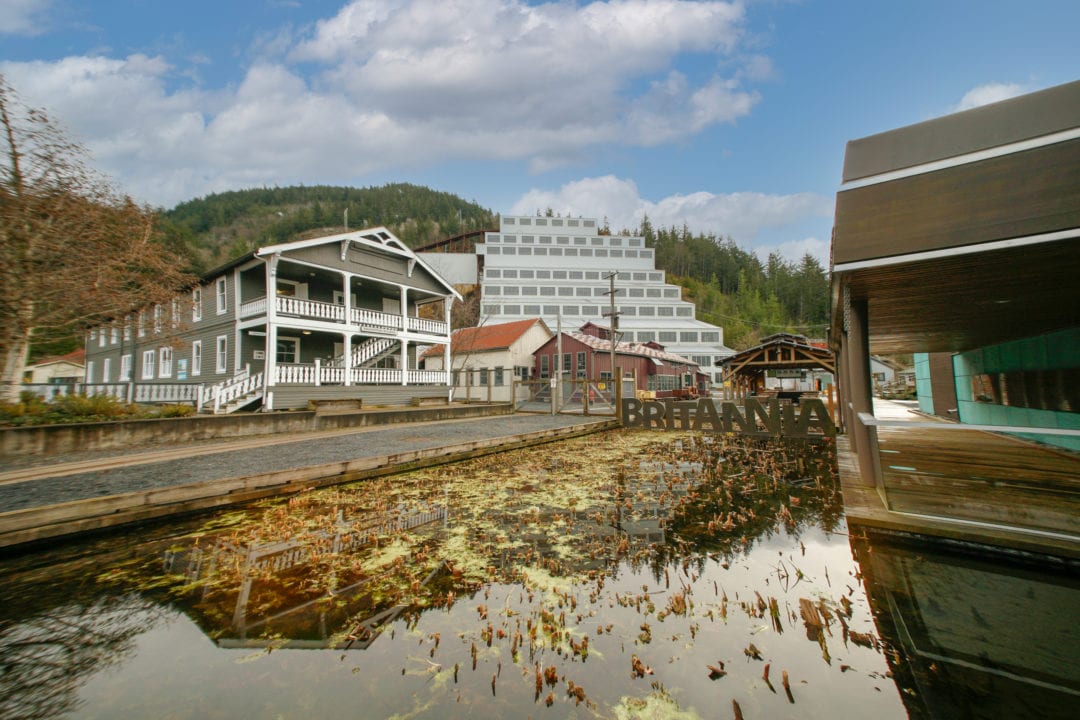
[82,228,459,412]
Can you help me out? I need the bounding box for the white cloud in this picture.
[510,175,832,262]
[1,1,764,207]
[954,82,1029,112]
[0,0,52,35]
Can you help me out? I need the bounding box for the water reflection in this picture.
[1,431,905,719]
[852,530,1080,719]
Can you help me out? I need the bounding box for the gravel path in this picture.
[0,414,610,513]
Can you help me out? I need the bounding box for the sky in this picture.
[2,1,1078,264]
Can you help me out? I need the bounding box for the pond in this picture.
[0,430,1075,719]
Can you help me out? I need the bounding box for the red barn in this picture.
[532,323,701,399]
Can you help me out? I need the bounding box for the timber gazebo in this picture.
[718,333,836,403]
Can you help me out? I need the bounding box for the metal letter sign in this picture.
[620,398,835,438]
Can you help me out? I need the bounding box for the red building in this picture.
[532,323,703,399]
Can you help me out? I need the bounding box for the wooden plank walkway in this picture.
[838,430,1080,560]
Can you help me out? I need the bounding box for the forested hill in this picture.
[160,183,496,273]
[155,185,828,350]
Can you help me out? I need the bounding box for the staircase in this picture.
[329,337,397,369]
[200,370,265,414]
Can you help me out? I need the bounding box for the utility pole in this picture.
[603,271,621,411]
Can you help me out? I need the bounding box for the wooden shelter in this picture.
[718,333,835,401]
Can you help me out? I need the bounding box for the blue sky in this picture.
[2,1,1078,263]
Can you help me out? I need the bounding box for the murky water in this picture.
[0,430,1075,719]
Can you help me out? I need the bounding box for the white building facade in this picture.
[476,216,733,385]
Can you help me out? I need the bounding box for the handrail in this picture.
[857,412,1080,437]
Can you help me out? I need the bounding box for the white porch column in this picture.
[401,339,409,385]
[400,286,409,332]
[444,298,454,387]
[343,332,352,386]
[341,272,351,324]
[265,255,279,391]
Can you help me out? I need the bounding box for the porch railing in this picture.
[239,296,268,319]
[135,384,200,403]
[407,316,448,335]
[277,296,345,322]
[239,297,445,336]
[272,365,449,386]
[351,307,402,330]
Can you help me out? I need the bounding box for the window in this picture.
[159,347,173,377]
[153,305,162,333]
[539,355,549,379]
[277,337,299,364]
[216,277,227,314]
[98,329,106,348]
[494,368,504,386]
[171,299,180,328]
[659,331,677,343]
[191,341,202,376]
[137,311,146,337]
[102,358,111,382]
[701,332,720,343]
[192,288,202,321]
[142,350,155,379]
[563,353,572,373]
[119,354,132,381]
[110,327,118,345]
[479,368,489,385]
[123,319,131,341]
[216,335,228,373]
[680,332,698,343]
[86,360,94,382]
[577,352,586,378]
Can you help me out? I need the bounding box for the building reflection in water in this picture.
[851,528,1080,719]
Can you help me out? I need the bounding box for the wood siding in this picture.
[834,138,1080,265]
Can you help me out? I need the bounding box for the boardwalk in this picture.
[839,400,1080,559]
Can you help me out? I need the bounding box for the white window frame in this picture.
[216,335,228,373]
[216,277,227,314]
[86,360,95,383]
[159,346,173,378]
[192,287,202,322]
[138,311,146,338]
[120,354,132,381]
[276,336,300,364]
[142,350,156,379]
[98,330,106,348]
[123,318,131,341]
[171,299,180,328]
[191,340,202,376]
[153,304,163,334]
[102,357,111,382]
[110,327,119,345]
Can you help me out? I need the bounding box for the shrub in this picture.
[52,393,130,419]
[155,404,196,418]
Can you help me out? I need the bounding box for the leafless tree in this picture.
[0,76,194,401]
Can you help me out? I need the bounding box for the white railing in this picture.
[135,384,200,403]
[277,296,345,322]
[239,296,267,318]
[407,370,450,385]
[274,362,346,386]
[350,367,403,385]
[407,316,448,335]
[353,336,397,366]
[209,371,264,413]
[351,307,401,330]
[80,383,129,401]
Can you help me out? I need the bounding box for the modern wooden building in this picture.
[82,228,459,412]
[830,80,1080,555]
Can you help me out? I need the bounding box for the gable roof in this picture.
[28,349,86,369]
[560,331,699,367]
[203,227,461,300]
[420,318,551,359]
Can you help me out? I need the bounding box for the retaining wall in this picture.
[0,403,513,458]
